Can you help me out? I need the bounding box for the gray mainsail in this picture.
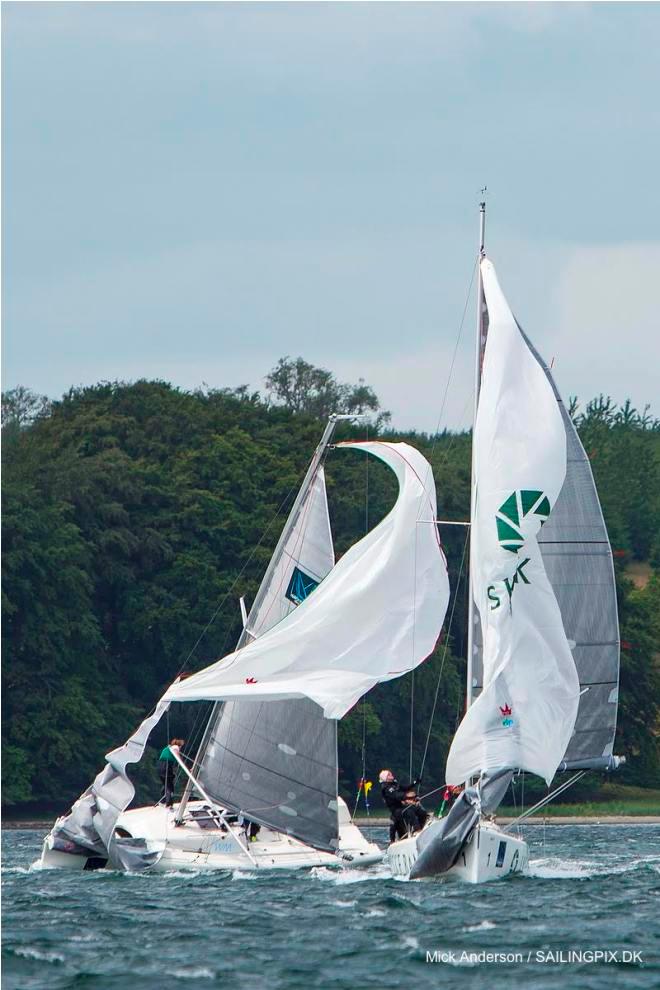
[199,698,338,851]
[469,328,621,772]
[522,331,620,771]
[195,420,340,850]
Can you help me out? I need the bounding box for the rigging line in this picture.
[408,495,419,782]
[364,421,369,533]
[409,669,415,782]
[427,255,478,460]
[412,255,478,528]
[173,475,304,678]
[504,771,587,830]
[417,524,471,782]
[352,423,371,821]
[352,704,368,819]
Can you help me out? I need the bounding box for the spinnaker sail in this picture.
[166,442,449,719]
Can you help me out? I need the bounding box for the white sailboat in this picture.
[39,426,450,873]
[387,203,624,883]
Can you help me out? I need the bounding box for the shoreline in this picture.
[354,815,660,826]
[3,815,659,830]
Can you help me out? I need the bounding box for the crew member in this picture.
[158,738,185,808]
[379,769,422,842]
[401,787,428,834]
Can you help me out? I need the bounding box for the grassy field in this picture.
[497,783,660,817]
[497,799,660,817]
[350,783,660,820]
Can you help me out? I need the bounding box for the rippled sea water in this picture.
[2,824,659,989]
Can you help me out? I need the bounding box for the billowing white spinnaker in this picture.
[165,441,449,719]
[445,259,580,786]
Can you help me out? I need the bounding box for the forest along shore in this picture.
[3,382,659,815]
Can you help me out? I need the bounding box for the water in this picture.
[2,825,659,989]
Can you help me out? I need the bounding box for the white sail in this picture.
[243,466,335,640]
[166,441,449,719]
[446,258,580,786]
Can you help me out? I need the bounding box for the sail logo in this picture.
[496,489,550,554]
[487,557,531,611]
[285,566,320,606]
[499,703,514,727]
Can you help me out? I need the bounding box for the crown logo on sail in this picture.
[496,490,551,554]
[245,677,257,684]
[499,701,514,728]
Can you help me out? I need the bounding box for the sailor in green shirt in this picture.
[158,738,184,808]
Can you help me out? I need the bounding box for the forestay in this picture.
[446,258,580,786]
[166,441,449,719]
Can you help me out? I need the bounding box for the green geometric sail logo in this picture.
[496,489,551,553]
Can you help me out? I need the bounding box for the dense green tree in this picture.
[265,356,391,427]
[617,574,660,783]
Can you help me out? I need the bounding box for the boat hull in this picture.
[387,819,528,883]
[37,798,382,873]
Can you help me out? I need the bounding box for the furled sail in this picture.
[446,258,580,786]
[198,463,338,851]
[166,441,449,719]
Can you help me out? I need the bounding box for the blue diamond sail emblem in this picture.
[285,566,319,606]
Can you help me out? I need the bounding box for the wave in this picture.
[13,947,65,964]
[309,863,391,884]
[465,920,497,932]
[528,853,660,880]
[166,967,215,980]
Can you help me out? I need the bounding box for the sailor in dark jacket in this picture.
[379,769,423,842]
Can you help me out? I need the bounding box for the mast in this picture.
[175,413,347,824]
[466,201,486,711]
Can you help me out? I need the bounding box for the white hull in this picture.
[387,819,528,883]
[38,797,382,873]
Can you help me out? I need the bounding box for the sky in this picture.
[3,2,659,432]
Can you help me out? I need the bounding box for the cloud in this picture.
[550,241,660,415]
[3,4,658,431]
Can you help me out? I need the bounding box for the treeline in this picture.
[2,370,659,811]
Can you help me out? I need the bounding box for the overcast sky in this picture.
[3,2,659,432]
